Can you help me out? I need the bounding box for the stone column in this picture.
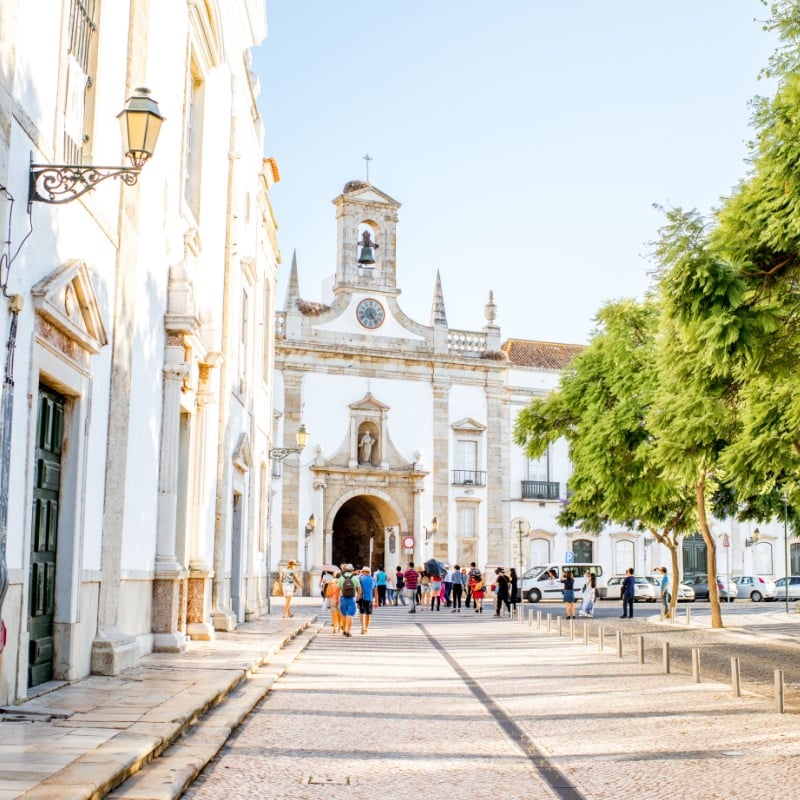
[186,359,218,640]
[432,376,450,561]
[152,342,189,652]
[91,1,152,674]
[412,486,424,564]
[279,371,304,564]
[485,381,509,566]
[312,474,327,564]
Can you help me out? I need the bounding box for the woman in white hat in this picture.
[280,560,302,618]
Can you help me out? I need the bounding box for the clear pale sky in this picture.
[254,0,777,345]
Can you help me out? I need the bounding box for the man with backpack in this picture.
[337,564,361,637]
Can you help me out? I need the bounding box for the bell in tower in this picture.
[357,229,378,266]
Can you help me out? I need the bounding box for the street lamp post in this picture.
[784,495,790,615]
[29,87,164,207]
[269,424,308,463]
[424,516,439,545]
[304,514,316,596]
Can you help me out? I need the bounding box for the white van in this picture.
[520,563,605,603]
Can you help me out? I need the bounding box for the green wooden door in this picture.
[682,532,707,578]
[28,388,64,687]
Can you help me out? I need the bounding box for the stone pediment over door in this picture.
[31,259,108,355]
[451,417,487,434]
[314,392,412,472]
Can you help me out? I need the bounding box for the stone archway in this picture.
[329,493,407,572]
[331,497,386,571]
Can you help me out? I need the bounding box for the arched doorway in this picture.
[331,496,394,571]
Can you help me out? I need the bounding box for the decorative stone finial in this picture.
[484,290,497,323]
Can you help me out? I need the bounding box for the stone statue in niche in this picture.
[359,430,376,465]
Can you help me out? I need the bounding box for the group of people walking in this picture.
[299,561,523,637]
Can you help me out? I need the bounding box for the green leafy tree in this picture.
[514,299,694,616]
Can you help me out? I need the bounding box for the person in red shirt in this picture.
[404,562,419,613]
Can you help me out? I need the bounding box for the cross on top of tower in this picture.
[363,153,373,183]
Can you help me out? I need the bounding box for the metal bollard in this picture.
[662,641,671,674]
[616,630,623,658]
[547,612,552,632]
[686,606,691,625]
[775,670,785,714]
[670,608,676,624]
[731,657,741,697]
[583,622,589,645]
[660,608,665,622]
[558,616,563,636]
[691,648,701,683]
[599,626,605,651]
[537,610,542,629]
[637,634,645,665]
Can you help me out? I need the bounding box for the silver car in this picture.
[687,575,737,601]
[733,575,777,602]
[773,576,800,601]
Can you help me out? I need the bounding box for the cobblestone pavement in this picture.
[182,603,800,800]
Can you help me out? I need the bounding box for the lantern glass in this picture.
[118,88,164,167]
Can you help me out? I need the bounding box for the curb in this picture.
[17,616,320,800]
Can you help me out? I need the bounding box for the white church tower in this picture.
[272,179,583,590]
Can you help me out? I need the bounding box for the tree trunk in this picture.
[669,544,680,617]
[696,473,723,628]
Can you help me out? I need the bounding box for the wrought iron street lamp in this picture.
[424,515,439,544]
[269,424,308,462]
[29,88,164,206]
[745,528,760,547]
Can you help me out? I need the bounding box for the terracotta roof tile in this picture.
[502,338,584,370]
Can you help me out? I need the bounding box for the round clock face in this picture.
[356,298,385,329]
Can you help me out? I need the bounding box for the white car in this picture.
[675,582,696,602]
[733,575,777,602]
[646,576,695,602]
[601,576,659,602]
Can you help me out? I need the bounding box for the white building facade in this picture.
[0,0,279,704]
[273,180,791,592]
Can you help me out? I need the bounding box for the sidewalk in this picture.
[0,601,320,800]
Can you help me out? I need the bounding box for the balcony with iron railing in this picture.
[521,480,560,500]
[452,470,486,487]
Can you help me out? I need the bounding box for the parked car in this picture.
[675,581,696,602]
[645,576,696,602]
[686,575,737,601]
[773,576,800,601]
[733,575,777,602]
[601,576,659,602]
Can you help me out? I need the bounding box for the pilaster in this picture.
[432,376,450,561]
[152,345,189,652]
[485,382,509,566]
[279,370,304,564]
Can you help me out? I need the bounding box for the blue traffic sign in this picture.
[565,551,574,563]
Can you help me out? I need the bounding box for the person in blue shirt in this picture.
[658,567,671,617]
[374,566,387,606]
[358,567,378,634]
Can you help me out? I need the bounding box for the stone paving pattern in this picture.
[184,603,800,800]
[0,600,798,799]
